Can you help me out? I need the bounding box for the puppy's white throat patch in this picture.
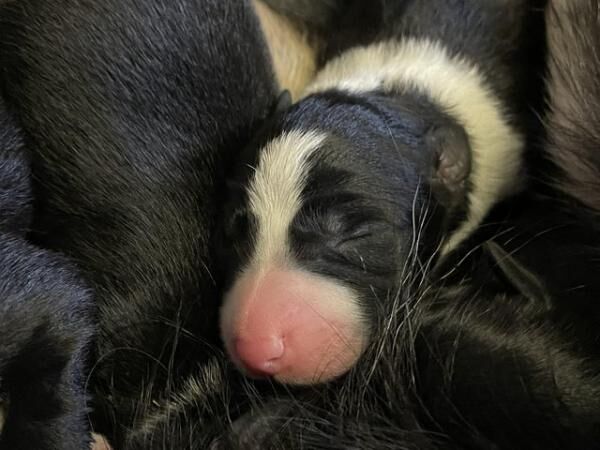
[304,38,524,254]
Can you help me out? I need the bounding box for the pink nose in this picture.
[235,336,284,377]
[220,268,367,385]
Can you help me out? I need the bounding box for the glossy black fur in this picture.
[457,0,600,339]
[123,1,600,448]
[217,283,600,450]
[0,99,93,449]
[222,89,459,320]
[0,0,278,446]
[215,1,600,448]
[222,0,544,332]
[0,0,596,449]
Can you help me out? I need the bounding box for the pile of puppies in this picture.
[0,0,598,448]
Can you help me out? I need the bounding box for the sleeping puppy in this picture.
[132,2,600,447]
[0,0,278,447]
[219,0,544,385]
[219,2,600,440]
[0,99,94,449]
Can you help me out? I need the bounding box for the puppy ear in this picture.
[485,241,553,308]
[426,124,471,211]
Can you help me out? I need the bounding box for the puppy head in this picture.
[219,89,472,384]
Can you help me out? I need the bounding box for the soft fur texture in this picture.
[0,98,93,449]
[1,0,599,448]
[187,0,600,448]
[219,0,544,384]
[215,1,600,448]
[545,0,600,216]
[0,0,277,447]
[303,38,524,253]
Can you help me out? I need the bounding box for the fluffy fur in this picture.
[219,0,544,383]
[0,0,277,446]
[0,98,93,449]
[303,38,524,252]
[214,3,600,437]
[213,0,600,447]
[544,0,600,216]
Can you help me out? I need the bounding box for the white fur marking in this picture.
[303,39,524,253]
[129,360,223,440]
[248,130,327,267]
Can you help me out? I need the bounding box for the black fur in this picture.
[0,98,93,449]
[221,0,544,357]
[212,1,600,448]
[117,1,600,448]
[218,285,600,450]
[0,0,277,446]
[464,0,600,331]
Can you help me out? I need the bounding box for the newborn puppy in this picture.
[219,11,600,438]
[0,0,277,446]
[220,0,542,384]
[0,99,93,449]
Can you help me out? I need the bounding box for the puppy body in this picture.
[0,0,277,446]
[0,99,93,449]
[220,0,542,384]
[130,1,600,448]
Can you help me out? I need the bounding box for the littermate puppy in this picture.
[544,0,600,218]
[0,0,277,447]
[220,0,541,384]
[252,0,319,100]
[0,99,94,449]
[481,0,600,321]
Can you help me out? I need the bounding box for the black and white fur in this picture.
[0,0,278,447]
[0,98,94,449]
[53,0,596,448]
[219,0,544,384]
[213,3,600,448]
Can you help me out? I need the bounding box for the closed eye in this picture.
[336,230,374,247]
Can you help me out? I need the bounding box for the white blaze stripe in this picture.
[303,38,524,254]
[248,130,327,268]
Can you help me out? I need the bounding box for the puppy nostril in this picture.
[234,336,285,377]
